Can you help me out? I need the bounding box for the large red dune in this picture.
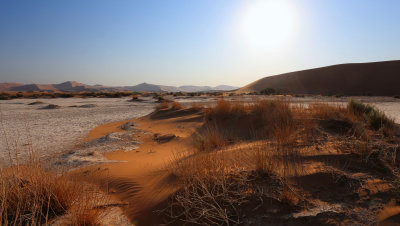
[238,60,400,96]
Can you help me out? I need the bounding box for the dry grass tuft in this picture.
[347,99,395,136]
[164,142,291,224]
[162,98,399,224]
[69,209,103,226]
[165,149,258,225]
[67,190,107,226]
[0,164,107,225]
[190,102,204,110]
[205,99,246,121]
[0,165,76,224]
[195,98,297,152]
[157,100,170,110]
[253,143,277,175]
[195,99,304,176]
[310,103,353,121]
[171,101,183,110]
[0,116,107,225]
[310,100,396,137]
[280,186,299,206]
[193,123,230,152]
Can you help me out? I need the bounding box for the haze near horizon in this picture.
[1,0,400,87]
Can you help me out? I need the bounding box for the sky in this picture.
[1,0,400,87]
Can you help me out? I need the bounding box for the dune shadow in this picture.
[298,153,395,178]
[150,108,202,120]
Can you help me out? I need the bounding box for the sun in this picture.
[240,0,299,53]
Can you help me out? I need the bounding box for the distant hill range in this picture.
[0,81,238,93]
[238,60,400,96]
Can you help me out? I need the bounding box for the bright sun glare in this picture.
[240,0,298,53]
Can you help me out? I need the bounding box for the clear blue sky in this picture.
[1,0,399,86]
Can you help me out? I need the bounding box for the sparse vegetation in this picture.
[162,98,399,225]
[197,98,296,151]
[165,148,276,225]
[157,100,170,110]
[1,96,398,225]
[0,118,108,225]
[258,88,290,95]
[130,95,139,101]
[0,163,107,225]
[0,165,76,224]
[348,99,395,135]
[190,102,203,110]
[171,101,183,110]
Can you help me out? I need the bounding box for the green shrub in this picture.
[260,88,276,95]
[347,99,374,115]
[347,99,394,134]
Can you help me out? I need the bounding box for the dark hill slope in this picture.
[238,60,400,96]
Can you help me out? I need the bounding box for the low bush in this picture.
[0,123,107,225]
[347,99,394,134]
[0,93,11,100]
[163,98,398,225]
[165,149,256,225]
[193,123,230,151]
[190,102,203,110]
[165,143,291,225]
[0,164,108,225]
[309,103,352,121]
[197,99,295,151]
[157,100,170,110]
[171,101,183,110]
[0,165,77,224]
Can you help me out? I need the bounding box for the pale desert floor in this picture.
[0,97,155,166]
[1,95,400,167]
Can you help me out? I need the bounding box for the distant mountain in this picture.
[237,60,400,96]
[0,81,238,93]
[53,81,95,91]
[178,85,238,92]
[0,82,23,91]
[179,86,213,92]
[118,83,237,92]
[122,83,163,92]
[6,81,98,92]
[213,85,238,91]
[10,84,55,92]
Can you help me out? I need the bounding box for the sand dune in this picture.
[73,102,400,225]
[77,108,204,224]
[238,60,400,95]
[0,82,23,91]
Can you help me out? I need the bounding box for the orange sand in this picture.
[79,108,204,225]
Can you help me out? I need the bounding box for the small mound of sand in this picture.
[129,96,144,102]
[153,133,176,143]
[28,101,45,105]
[92,133,123,144]
[120,122,134,130]
[40,104,61,109]
[79,104,97,108]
